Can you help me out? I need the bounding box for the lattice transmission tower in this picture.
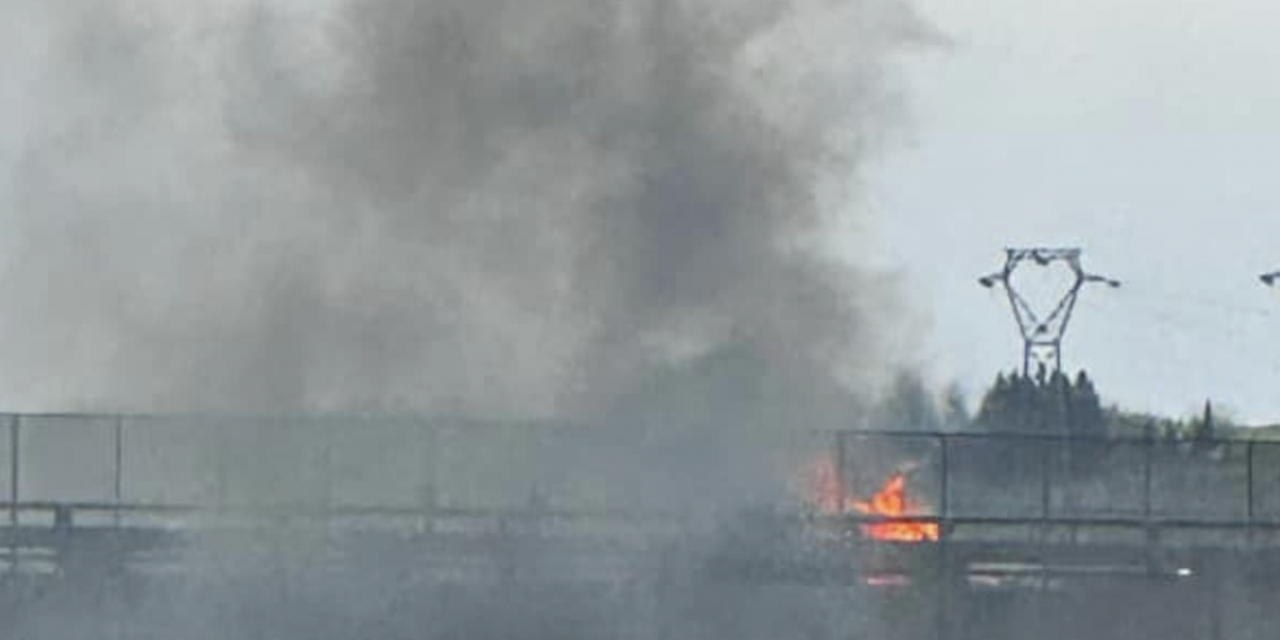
[979,248,1120,377]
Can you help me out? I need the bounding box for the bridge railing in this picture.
[835,431,1280,531]
[0,414,833,528]
[0,413,1278,532]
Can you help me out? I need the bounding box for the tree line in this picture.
[873,368,1229,443]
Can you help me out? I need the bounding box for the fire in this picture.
[850,473,940,542]
[800,455,940,543]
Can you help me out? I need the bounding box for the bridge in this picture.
[1,413,1279,639]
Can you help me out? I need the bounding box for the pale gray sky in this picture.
[871,0,1280,422]
[4,0,1279,422]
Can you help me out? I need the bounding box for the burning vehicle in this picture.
[803,453,940,543]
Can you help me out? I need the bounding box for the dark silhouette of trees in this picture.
[970,368,1110,481]
[874,373,942,431]
[1190,399,1217,449]
[974,369,1106,438]
[941,383,971,432]
[1069,371,1106,439]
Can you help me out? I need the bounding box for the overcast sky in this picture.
[870,0,1280,423]
[4,0,1280,422]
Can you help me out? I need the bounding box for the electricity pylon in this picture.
[979,248,1120,377]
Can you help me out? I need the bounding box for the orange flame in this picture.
[851,473,940,542]
[801,456,940,543]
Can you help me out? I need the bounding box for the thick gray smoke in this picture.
[0,0,928,417]
[1,4,938,638]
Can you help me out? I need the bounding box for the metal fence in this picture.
[2,413,1278,531]
[836,430,1280,531]
[0,414,831,526]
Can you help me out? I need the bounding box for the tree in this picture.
[874,372,941,431]
[974,368,1107,438]
[1068,370,1106,438]
[941,383,971,432]
[1190,399,1216,447]
[974,371,1015,433]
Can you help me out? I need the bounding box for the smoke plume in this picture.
[0,0,928,417]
